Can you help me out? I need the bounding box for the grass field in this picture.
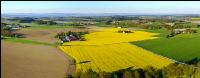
[20,23,72,30]
[3,38,57,46]
[191,18,200,21]
[132,28,200,62]
[59,28,174,73]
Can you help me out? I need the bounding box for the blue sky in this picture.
[1,1,200,14]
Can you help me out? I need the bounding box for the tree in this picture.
[112,20,120,27]
[143,22,163,30]
[133,70,141,78]
[99,71,112,78]
[1,29,15,37]
[34,20,57,25]
[19,17,35,23]
[80,69,98,78]
[123,71,132,78]
[144,66,160,78]
[174,22,197,29]
[105,20,112,25]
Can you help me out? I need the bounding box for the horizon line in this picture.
[2,13,200,15]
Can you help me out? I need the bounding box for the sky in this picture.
[1,1,200,14]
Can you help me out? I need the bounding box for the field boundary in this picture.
[128,43,200,69]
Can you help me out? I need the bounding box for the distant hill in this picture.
[1,13,132,18]
[2,13,200,18]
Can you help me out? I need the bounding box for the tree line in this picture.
[66,62,200,78]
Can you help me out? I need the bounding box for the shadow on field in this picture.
[15,33,28,38]
[78,61,91,64]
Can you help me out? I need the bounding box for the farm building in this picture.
[59,32,83,43]
[60,34,78,42]
[173,28,197,34]
[138,18,148,24]
[56,31,88,43]
[60,36,70,42]
[10,27,20,30]
[117,26,122,28]
[165,23,174,26]
[118,29,133,33]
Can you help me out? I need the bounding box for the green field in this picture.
[132,28,200,62]
[191,18,200,21]
[20,23,72,30]
[2,38,57,46]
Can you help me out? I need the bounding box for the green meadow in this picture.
[132,28,200,62]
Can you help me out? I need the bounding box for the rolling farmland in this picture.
[2,1,200,78]
[59,28,174,73]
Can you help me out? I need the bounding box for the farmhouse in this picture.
[2,23,31,30]
[138,18,148,24]
[118,29,133,33]
[59,32,84,43]
[60,36,70,42]
[60,34,78,42]
[173,28,197,34]
[165,23,174,26]
[117,26,122,28]
[10,27,20,30]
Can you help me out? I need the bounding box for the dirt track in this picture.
[1,28,83,78]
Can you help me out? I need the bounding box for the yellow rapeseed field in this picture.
[59,28,174,73]
[62,28,158,46]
